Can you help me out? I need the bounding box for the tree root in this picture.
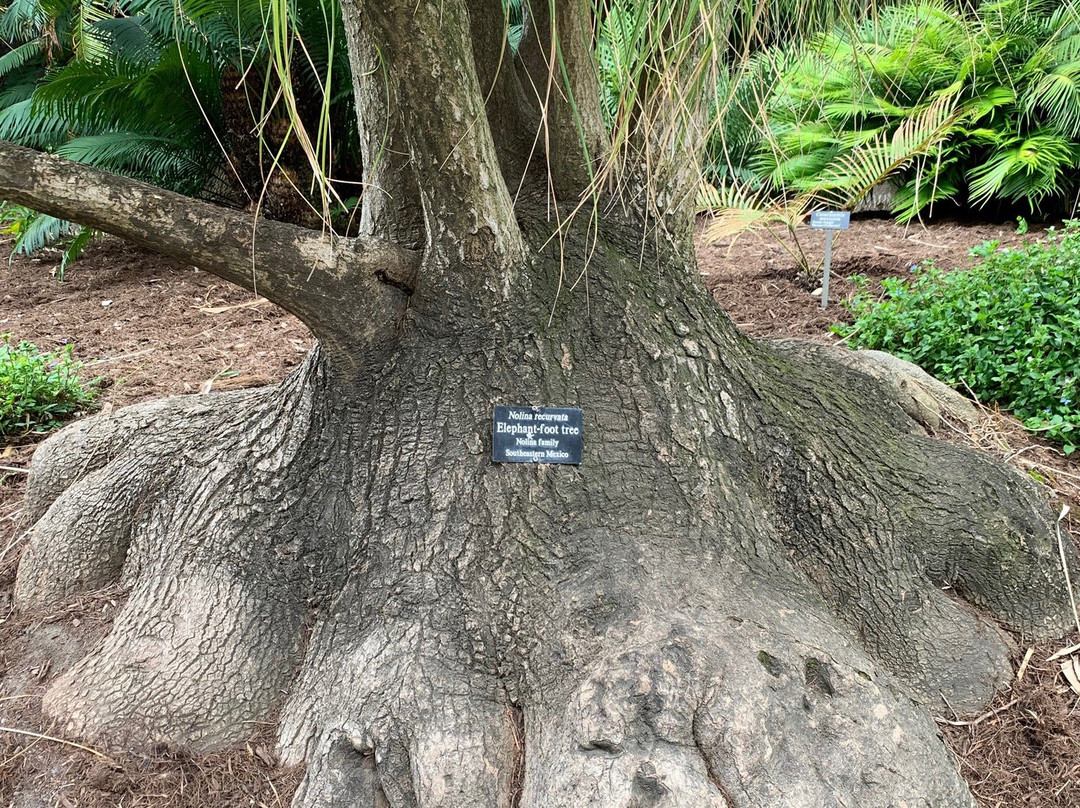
[758,339,1075,712]
[15,352,335,750]
[11,336,1077,806]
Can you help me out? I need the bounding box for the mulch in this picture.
[1,218,1078,807]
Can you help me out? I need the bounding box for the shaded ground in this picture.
[1,219,1078,806]
[700,214,1052,339]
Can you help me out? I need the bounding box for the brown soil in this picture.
[699,214,1051,339]
[1,219,1078,807]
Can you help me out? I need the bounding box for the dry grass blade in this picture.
[1048,641,1080,661]
[1057,505,1080,637]
[0,726,110,759]
[935,698,1020,728]
[1016,647,1035,682]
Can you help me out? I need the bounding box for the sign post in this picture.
[809,211,851,309]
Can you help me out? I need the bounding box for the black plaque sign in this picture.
[492,405,583,465]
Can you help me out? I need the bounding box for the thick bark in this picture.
[342,10,425,248]
[14,209,1077,806]
[6,3,1079,805]
[353,0,525,273]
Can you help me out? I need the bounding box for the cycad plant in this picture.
[708,0,1080,239]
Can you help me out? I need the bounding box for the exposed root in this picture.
[281,617,518,808]
[10,318,1077,807]
[14,352,339,751]
[760,338,1077,711]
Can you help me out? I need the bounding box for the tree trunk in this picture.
[2,2,1077,806]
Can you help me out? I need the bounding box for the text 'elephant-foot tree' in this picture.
[0,2,1076,806]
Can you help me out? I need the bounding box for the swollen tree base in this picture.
[14,232,1075,808]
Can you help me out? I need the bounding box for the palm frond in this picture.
[8,212,79,257]
[967,130,1079,206]
[701,181,807,242]
[1024,61,1080,137]
[0,37,45,80]
[0,0,47,41]
[0,98,68,149]
[810,89,962,210]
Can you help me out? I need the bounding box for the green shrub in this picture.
[836,222,1080,452]
[732,0,1080,221]
[0,336,99,438]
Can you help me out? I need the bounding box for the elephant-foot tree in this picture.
[0,2,1075,806]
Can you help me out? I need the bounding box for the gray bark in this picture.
[515,0,609,200]
[14,215,1076,806]
[5,2,1078,806]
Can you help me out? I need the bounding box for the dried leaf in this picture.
[1048,641,1080,662]
[199,299,268,314]
[1060,657,1080,695]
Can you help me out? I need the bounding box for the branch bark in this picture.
[516,1,609,201]
[0,142,420,354]
[343,14,426,248]
[465,0,538,186]
[356,0,524,272]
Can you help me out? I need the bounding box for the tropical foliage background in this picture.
[3,0,1080,250]
[708,0,1080,230]
[3,0,1080,448]
[0,0,361,265]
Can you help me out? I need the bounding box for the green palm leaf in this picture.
[810,90,963,211]
[1024,61,1080,137]
[967,130,1079,206]
[0,37,45,80]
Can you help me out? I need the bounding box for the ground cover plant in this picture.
[0,335,97,437]
[838,220,1080,451]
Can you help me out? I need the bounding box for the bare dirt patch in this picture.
[1,219,1078,807]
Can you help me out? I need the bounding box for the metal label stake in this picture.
[809,210,851,309]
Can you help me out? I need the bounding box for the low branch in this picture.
[0,143,420,351]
